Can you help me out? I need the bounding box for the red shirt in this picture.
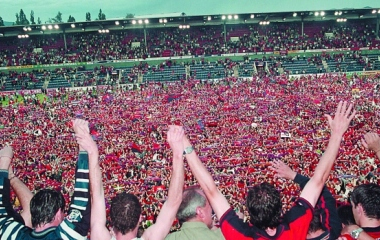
[220,198,313,240]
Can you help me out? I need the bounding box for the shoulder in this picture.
[278,198,314,239]
[0,219,31,238]
[56,219,88,240]
[165,230,181,240]
[284,197,313,221]
[219,208,235,225]
[285,198,314,217]
[219,209,260,239]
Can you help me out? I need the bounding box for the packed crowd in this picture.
[0,20,379,67]
[2,48,377,93]
[0,71,379,236]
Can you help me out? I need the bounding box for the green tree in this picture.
[97,9,106,20]
[37,17,41,24]
[0,16,4,26]
[15,13,20,25]
[30,10,35,24]
[19,9,29,25]
[86,12,91,21]
[67,15,76,22]
[126,13,135,18]
[52,11,63,23]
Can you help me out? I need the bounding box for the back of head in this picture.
[176,187,207,224]
[30,189,65,228]
[337,205,356,226]
[350,183,380,219]
[307,209,324,234]
[111,192,141,235]
[246,182,282,230]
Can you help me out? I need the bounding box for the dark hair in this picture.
[176,187,207,224]
[337,205,356,226]
[308,209,324,233]
[350,183,380,219]
[110,192,141,235]
[246,182,282,230]
[30,189,65,228]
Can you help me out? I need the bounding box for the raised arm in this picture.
[361,132,380,160]
[269,159,297,181]
[300,101,355,208]
[74,119,110,240]
[8,164,33,228]
[58,119,92,239]
[144,125,185,240]
[0,146,30,239]
[183,133,230,221]
[270,159,342,239]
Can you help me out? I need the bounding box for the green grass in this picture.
[1,93,49,107]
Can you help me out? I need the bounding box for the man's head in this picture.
[30,189,65,228]
[176,187,213,228]
[337,204,356,227]
[307,209,324,234]
[350,183,380,226]
[110,192,142,235]
[246,182,282,230]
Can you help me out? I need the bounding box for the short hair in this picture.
[350,183,380,219]
[308,209,324,234]
[110,192,141,235]
[246,182,282,230]
[176,187,207,224]
[337,205,356,225]
[30,189,65,228]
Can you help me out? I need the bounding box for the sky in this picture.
[1,0,380,23]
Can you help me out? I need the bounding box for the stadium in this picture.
[0,1,380,239]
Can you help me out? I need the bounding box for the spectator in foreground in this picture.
[335,131,380,239]
[7,161,34,228]
[184,101,355,239]
[89,125,185,240]
[165,186,225,240]
[337,204,356,228]
[270,159,341,240]
[0,119,91,239]
[339,183,380,240]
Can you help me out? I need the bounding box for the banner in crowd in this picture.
[280,132,291,138]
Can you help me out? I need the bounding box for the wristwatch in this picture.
[183,146,194,155]
[350,228,363,239]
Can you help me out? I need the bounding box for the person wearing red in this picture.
[184,101,355,240]
[338,184,380,240]
[270,159,341,240]
[335,132,380,240]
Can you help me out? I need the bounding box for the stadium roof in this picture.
[2,0,380,22]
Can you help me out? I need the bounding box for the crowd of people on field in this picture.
[0,72,379,234]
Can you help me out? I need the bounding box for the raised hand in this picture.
[324,101,356,137]
[269,160,296,180]
[167,125,185,157]
[73,119,98,155]
[361,132,380,153]
[0,146,13,170]
[72,119,90,135]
